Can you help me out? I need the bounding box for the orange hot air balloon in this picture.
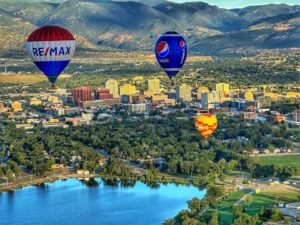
[195,113,218,139]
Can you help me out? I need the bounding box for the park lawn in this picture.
[245,193,277,216]
[217,190,249,225]
[258,155,300,169]
[217,186,299,224]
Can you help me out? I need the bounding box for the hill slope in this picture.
[0,0,300,53]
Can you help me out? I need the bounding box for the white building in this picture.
[82,112,94,121]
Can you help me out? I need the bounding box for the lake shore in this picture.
[0,169,200,193]
[0,172,97,193]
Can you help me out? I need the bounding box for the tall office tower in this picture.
[105,79,119,98]
[147,79,160,94]
[201,91,221,109]
[176,84,192,102]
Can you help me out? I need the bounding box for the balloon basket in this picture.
[49,84,57,92]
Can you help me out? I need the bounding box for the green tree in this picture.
[270,207,283,222]
[233,213,258,225]
[208,212,219,225]
[244,195,253,206]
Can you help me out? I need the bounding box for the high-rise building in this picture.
[95,89,113,100]
[119,83,138,96]
[216,83,230,94]
[176,84,192,102]
[195,86,209,100]
[72,88,92,106]
[105,79,119,98]
[147,79,160,94]
[201,91,221,109]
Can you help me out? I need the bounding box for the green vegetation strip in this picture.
[259,155,300,169]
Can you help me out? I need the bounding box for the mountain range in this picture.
[0,0,300,54]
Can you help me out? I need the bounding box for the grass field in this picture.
[215,190,249,224]
[0,73,71,84]
[215,184,299,225]
[258,155,300,169]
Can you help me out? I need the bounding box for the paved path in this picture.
[235,190,255,205]
[251,153,300,157]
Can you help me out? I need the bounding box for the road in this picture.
[251,152,300,157]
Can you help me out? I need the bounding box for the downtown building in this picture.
[72,88,92,106]
[105,79,119,98]
[95,88,113,100]
[176,84,192,102]
[147,79,160,95]
[119,83,138,96]
[201,91,221,109]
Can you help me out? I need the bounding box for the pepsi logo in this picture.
[156,41,169,57]
[180,41,186,48]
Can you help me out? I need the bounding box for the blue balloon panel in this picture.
[34,60,70,84]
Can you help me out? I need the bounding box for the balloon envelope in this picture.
[155,31,187,79]
[195,113,218,139]
[26,26,76,84]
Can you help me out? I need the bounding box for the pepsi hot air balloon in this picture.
[26,26,76,86]
[155,31,187,79]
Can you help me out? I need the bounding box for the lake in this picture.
[0,178,206,225]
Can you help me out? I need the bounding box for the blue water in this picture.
[0,178,206,225]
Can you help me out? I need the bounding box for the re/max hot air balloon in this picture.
[195,113,218,139]
[155,31,187,79]
[26,26,76,87]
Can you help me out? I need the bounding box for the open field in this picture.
[260,184,300,202]
[215,183,299,225]
[215,190,250,224]
[258,155,300,169]
[0,73,72,84]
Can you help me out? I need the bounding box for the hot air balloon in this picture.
[155,31,187,79]
[195,113,217,139]
[26,26,76,87]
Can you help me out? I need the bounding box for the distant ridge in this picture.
[0,0,300,54]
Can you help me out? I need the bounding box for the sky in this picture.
[173,0,300,8]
